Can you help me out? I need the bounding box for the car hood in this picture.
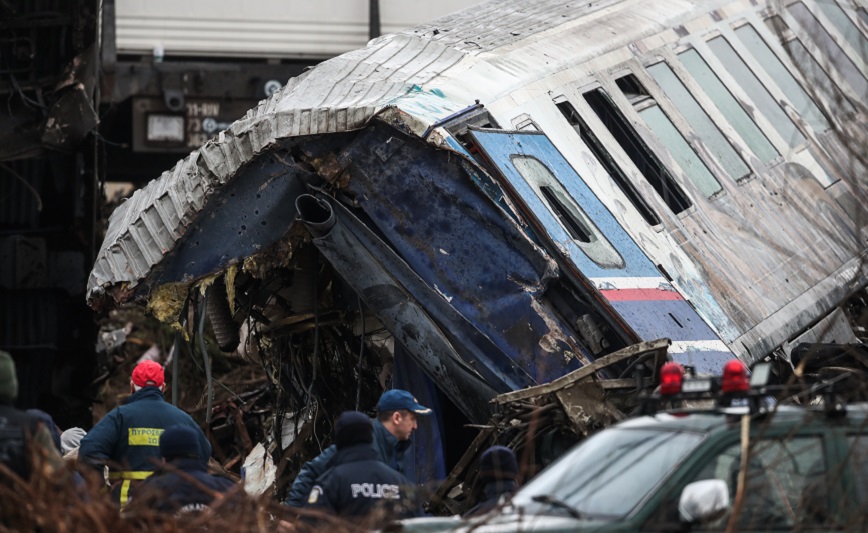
[397,513,611,532]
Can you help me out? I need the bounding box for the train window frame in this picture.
[510,154,626,269]
[787,2,868,101]
[511,113,540,131]
[553,97,662,227]
[731,21,832,134]
[764,15,856,120]
[675,47,782,167]
[705,33,807,150]
[613,72,724,200]
[645,60,753,184]
[812,0,868,64]
[580,84,694,217]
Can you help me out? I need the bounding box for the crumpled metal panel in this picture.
[88,31,470,304]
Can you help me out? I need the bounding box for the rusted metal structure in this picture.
[86,0,867,488]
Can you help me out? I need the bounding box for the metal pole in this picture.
[369,0,380,40]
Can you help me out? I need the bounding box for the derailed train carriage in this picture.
[86,0,867,493]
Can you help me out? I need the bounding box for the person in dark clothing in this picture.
[0,351,64,483]
[131,425,236,514]
[307,411,419,519]
[25,409,62,453]
[79,360,211,507]
[285,389,431,507]
[464,445,519,517]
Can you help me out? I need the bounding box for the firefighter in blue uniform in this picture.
[285,388,431,507]
[307,411,419,519]
[79,360,211,506]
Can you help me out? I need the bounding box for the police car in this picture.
[400,361,868,532]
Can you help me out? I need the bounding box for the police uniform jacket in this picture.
[285,418,411,506]
[0,401,63,480]
[134,457,235,513]
[307,442,417,518]
[79,387,211,478]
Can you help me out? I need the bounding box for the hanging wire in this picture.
[355,294,365,411]
[198,292,213,425]
[171,331,180,406]
[305,255,321,450]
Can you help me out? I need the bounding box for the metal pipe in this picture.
[368,0,380,40]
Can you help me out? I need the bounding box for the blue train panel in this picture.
[467,129,734,374]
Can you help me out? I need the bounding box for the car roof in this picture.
[614,404,867,433]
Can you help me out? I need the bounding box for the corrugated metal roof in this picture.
[87,0,723,304]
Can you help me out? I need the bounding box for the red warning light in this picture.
[721,360,750,394]
[660,362,685,396]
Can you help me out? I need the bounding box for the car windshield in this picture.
[511,427,704,519]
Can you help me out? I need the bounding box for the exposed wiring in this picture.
[198,293,213,425]
[0,162,43,212]
[355,295,365,411]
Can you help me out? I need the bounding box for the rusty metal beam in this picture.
[494,338,671,404]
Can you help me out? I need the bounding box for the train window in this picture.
[511,155,625,268]
[814,1,868,64]
[583,88,692,214]
[734,24,831,133]
[707,36,806,149]
[647,62,750,182]
[788,2,868,101]
[765,16,856,117]
[512,114,540,131]
[555,100,661,226]
[678,49,779,165]
[615,74,722,198]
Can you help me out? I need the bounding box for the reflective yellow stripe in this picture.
[119,480,132,507]
[128,427,163,446]
[107,470,154,480]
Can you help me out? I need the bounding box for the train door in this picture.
[466,128,733,373]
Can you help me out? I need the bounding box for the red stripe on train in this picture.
[600,289,684,301]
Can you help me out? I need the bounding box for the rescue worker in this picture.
[307,411,418,518]
[78,360,211,506]
[284,388,431,507]
[131,425,236,514]
[463,445,519,517]
[0,351,64,482]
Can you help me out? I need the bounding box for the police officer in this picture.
[285,389,431,507]
[79,360,211,506]
[307,411,418,518]
[131,425,236,514]
[0,351,64,482]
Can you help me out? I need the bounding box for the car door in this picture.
[641,428,836,532]
[466,128,733,374]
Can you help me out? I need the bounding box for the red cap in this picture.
[132,360,165,388]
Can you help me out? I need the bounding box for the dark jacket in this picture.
[0,401,63,481]
[133,457,236,513]
[79,387,211,478]
[307,442,417,518]
[285,418,411,506]
[464,479,518,517]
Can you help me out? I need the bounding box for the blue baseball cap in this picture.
[377,389,432,415]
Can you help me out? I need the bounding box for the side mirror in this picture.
[678,479,730,524]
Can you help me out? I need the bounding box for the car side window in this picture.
[650,436,829,531]
[844,435,867,529]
